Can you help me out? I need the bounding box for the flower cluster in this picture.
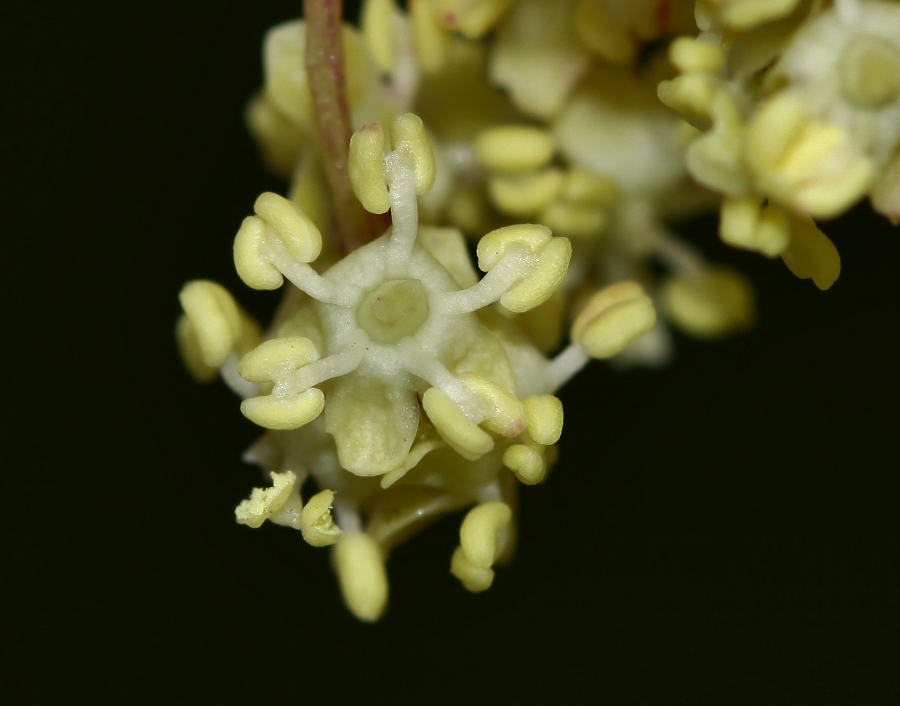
[177,0,898,620]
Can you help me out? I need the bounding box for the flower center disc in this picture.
[356,278,429,344]
[839,35,900,109]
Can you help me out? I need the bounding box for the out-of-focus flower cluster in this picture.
[176,0,899,620]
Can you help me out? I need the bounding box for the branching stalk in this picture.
[304,0,388,251]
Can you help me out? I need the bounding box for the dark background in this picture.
[4,1,898,701]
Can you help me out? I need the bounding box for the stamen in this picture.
[270,239,362,306]
[435,245,535,315]
[286,337,367,393]
[545,342,590,393]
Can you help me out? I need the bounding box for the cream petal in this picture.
[325,375,420,476]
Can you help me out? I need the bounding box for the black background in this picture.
[4,1,899,701]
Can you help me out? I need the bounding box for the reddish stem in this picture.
[304,0,388,251]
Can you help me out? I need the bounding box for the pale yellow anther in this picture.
[684,90,749,197]
[477,224,552,271]
[501,236,572,313]
[780,217,841,291]
[422,387,494,460]
[657,74,720,128]
[540,201,607,238]
[524,395,563,446]
[349,122,391,214]
[745,94,874,218]
[235,470,297,529]
[661,267,755,339]
[458,501,512,569]
[178,305,260,383]
[572,281,657,359]
[574,0,634,65]
[237,337,319,383]
[361,0,397,74]
[334,533,388,622]
[562,169,620,207]
[176,316,217,382]
[234,216,282,290]
[245,92,305,178]
[459,373,527,438]
[253,192,322,264]
[444,184,492,235]
[410,0,449,72]
[669,37,724,75]
[871,150,900,223]
[487,168,565,217]
[178,280,243,369]
[475,125,557,174]
[706,0,800,31]
[450,545,495,592]
[300,489,343,547]
[391,113,436,195]
[476,223,572,313]
[434,0,515,39]
[503,442,545,485]
[719,196,791,257]
[241,388,326,431]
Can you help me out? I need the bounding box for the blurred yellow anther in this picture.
[503,442,545,485]
[572,282,657,359]
[235,470,297,529]
[422,387,494,460]
[361,0,397,74]
[701,0,800,30]
[524,395,563,446]
[669,37,725,75]
[657,74,720,129]
[349,122,391,214]
[433,0,514,38]
[662,267,755,339]
[574,0,634,65]
[540,201,607,239]
[685,90,749,196]
[451,501,512,591]
[780,217,841,291]
[245,93,305,178]
[391,113,436,195]
[475,125,557,174]
[720,196,791,257]
[237,337,319,383]
[178,280,243,370]
[562,169,620,207]
[300,489,343,547]
[410,0,449,72]
[460,373,527,438]
[871,150,900,223]
[745,93,874,218]
[488,168,565,217]
[334,533,388,622]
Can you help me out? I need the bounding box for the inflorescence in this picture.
[177,0,899,620]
